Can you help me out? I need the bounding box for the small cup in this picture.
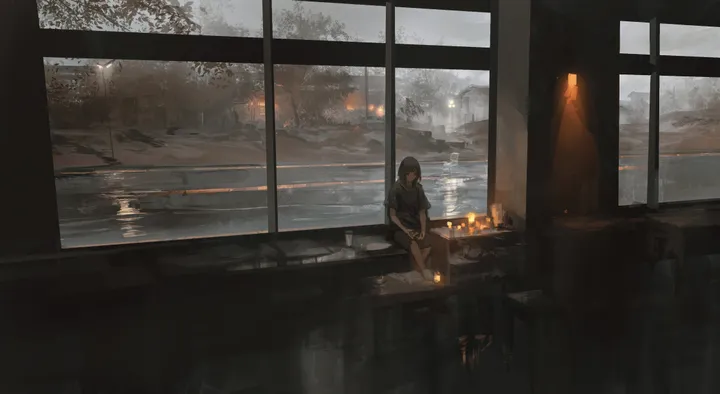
[344,230,353,247]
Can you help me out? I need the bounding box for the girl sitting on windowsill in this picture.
[385,156,433,282]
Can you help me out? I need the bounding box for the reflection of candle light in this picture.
[461,223,466,228]
[433,271,442,284]
[375,105,385,117]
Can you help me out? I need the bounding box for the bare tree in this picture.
[36,0,199,33]
[273,2,356,128]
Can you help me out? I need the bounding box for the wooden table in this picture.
[428,227,517,284]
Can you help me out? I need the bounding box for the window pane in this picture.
[661,24,720,58]
[45,58,267,248]
[659,76,720,202]
[620,21,649,55]
[619,74,650,205]
[395,8,490,47]
[274,65,386,231]
[272,0,384,42]
[36,0,262,37]
[395,68,489,219]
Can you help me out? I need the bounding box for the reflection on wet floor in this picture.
[5,244,720,393]
[459,334,493,370]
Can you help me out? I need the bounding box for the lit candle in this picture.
[433,271,442,284]
[468,213,476,224]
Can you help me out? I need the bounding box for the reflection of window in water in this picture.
[442,177,461,218]
[115,198,146,239]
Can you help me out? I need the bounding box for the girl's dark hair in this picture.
[398,156,422,184]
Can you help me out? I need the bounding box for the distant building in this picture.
[453,85,490,125]
[344,74,385,117]
[627,91,650,118]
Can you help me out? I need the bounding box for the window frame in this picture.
[20,0,494,254]
[619,16,720,209]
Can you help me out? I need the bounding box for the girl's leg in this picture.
[409,241,429,279]
[421,247,432,270]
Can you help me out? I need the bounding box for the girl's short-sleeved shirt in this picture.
[385,181,431,231]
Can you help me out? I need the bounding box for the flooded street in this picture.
[54,153,720,248]
[55,162,488,248]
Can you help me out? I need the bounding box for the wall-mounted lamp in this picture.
[565,73,578,102]
[567,73,577,87]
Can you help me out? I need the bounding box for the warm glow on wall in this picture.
[565,73,578,102]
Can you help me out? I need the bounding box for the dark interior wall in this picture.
[526,0,621,228]
[0,1,60,256]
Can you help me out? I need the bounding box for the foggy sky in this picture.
[209,0,491,46]
[47,0,490,85]
[200,0,491,84]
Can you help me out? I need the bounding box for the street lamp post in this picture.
[448,99,456,132]
[97,60,116,160]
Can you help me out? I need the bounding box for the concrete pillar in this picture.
[526,0,620,223]
[493,0,531,228]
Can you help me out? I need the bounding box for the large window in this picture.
[659,76,720,202]
[45,58,267,247]
[619,20,720,206]
[273,0,385,42]
[275,65,386,230]
[36,0,263,37]
[396,68,490,218]
[620,21,649,55]
[660,24,720,58]
[395,8,490,47]
[619,74,650,205]
[33,1,493,249]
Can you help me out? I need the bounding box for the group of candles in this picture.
[446,212,493,238]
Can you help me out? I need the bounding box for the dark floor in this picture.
[0,253,719,394]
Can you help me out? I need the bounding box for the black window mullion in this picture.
[263,0,279,233]
[38,30,263,63]
[647,17,660,209]
[384,0,396,225]
[486,0,499,213]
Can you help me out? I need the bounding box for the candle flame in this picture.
[433,271,442,284]
[447,221,452,228]
[467,213,476,224]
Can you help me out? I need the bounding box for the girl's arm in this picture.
[419,209,428,238]
[389,208,411,235]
